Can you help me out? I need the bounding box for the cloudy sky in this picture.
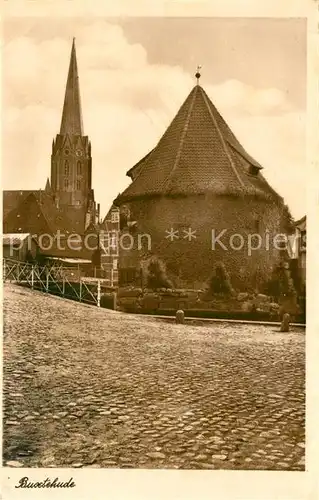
[2,17,306,218]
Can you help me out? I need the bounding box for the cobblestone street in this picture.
[3,284,305,470]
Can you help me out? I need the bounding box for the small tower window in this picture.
[77,161,82,175]
[76,179,81,190]
[249,165,260,176]
[64,178,69,188]
[64,160,69,175]
[255,218,260,232]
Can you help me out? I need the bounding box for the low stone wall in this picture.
[115,287,302,321]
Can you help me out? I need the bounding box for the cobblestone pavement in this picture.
[3,284,305,470]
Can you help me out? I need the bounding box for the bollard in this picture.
[176,309,185,324]
[280,313,290,332]
[97,280,101,307]
[112,291,117,311]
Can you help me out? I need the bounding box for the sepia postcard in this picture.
[1,1,318,499]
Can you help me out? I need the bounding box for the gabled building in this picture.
[98,205,120,286]
[288,215,306,292]
[114,77,292,290]
[3,39,100,262]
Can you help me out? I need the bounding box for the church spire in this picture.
[60,38,84,136]
[45,177,51,192]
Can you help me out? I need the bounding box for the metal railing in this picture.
[2,258,116,307]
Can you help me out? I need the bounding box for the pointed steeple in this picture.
[45,177,51,192]
[60,38,84,136]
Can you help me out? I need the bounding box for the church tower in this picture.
[50,39,99,231]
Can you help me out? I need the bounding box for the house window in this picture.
[76,179,81,190]
[109,234,118,249]
[64,178,69,188]
[77,161,82,175]
[111,211,120,223]
[113,259,118,270]
[64,160,69,175]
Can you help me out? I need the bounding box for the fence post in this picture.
[45,267,49,292]
[80,280,82,302]
[62,277,65,297]
[31,266,34,289]
[17,261,20,282]
[111,268,114,287]
[97,280,101,307]
[3,260,6,281]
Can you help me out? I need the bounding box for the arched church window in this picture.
[64,178,69,188]
[76,179,81,190]
[64,160,69,175]
[77,161,82,175]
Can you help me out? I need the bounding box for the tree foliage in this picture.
[266,261,297,300]
[209,262,234,295]
[146,258,173,289]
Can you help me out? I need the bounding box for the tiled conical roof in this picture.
[60,39,84,136]
[116,85,281,202]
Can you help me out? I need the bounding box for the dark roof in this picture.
[3,190,39,218]
[3,190,86,235]
[116,85,282,203]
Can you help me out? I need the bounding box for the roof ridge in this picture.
[164,85,198,192]
[200,87,245,189]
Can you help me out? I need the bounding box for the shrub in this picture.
[146,258,173,290]
[265,261,297,300]
[209,262,234,296]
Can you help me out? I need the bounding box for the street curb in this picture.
[139,313,306,329]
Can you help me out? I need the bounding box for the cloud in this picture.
[2,20,306,219]
[209,79,293,116]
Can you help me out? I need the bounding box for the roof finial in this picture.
[195,65,202,85]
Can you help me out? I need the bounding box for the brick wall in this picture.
[118,194,286,291]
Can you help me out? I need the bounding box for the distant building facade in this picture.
[2,234,39,262]
[288,215,306,292]
[114,82,292,291]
